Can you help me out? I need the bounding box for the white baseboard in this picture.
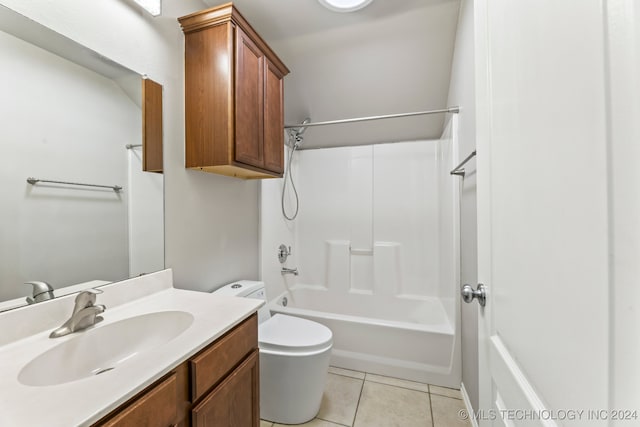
[460,382,478,427]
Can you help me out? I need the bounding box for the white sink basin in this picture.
[18,310,194,386]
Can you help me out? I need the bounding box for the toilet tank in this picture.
[212,280,269,323]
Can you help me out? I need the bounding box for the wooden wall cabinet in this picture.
[142,78,163,173]
[93,314,258,427]
[178,3,289,179]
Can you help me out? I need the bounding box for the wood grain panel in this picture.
[190,314,257,402]
[192,350,259,427]
[197,164,280,179]
[184,22,233,169]
[142,78,163,173]
[179,3,289,179]
[95,373,177,427]
[234,27,264,169]
[174,362,191,427]
[263,59,285,175]
[178,3,289,77]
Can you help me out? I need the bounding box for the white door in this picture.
[471,1,633,426]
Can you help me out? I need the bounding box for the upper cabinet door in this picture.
[235,27,265,170]
[179,3,289,179]
[263,59,285,175]
[142,78,163,173]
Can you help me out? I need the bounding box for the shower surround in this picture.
[260,117,460,386]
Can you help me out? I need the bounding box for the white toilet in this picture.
[213,280,333,425]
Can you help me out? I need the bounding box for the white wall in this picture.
[0,29,135,300]
[127,147,164,277]
[0,0,261,292]
[446,0,478,411]
[262,0,461,148]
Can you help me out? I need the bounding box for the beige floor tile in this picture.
[260,420,274,427]
[365,373,429,393]
[274,419,346,427]
[354,381,431,427]
[429,384,463,400]
[328,366,366,380]
[316,373,363,426]
[431,394,472,427]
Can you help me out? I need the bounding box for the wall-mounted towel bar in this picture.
[26,177,122,192]
[450,150,476,177]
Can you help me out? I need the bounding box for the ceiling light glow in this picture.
[132,0,161,16]
[318,0,373,13]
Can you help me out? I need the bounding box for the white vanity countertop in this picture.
[0,269,262,427]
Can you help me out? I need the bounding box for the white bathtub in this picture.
[268,285,460,387]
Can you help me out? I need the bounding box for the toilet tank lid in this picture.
[212,280,265,297]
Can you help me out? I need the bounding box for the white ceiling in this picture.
[203,0,461,148]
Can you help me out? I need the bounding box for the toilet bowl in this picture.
[213,280,332,424]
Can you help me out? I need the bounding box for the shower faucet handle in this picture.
[278,244,292,264]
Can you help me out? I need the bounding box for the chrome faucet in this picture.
[281,267,299,276]
[49,289,106,338]
[25,281,55,304]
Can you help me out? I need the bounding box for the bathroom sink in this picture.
[18,310,194,387]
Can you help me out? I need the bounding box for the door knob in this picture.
[461,283,486,307]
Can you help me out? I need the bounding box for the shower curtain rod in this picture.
[284,106,460,129]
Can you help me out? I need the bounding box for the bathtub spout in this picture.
[281,267,299,276]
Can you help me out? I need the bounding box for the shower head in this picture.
[288,117,311,149]
[295,118,311,137]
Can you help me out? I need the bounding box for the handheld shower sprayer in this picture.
[288,117,311,149]
[282,117,311,220]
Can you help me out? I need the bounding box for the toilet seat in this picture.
[259,314,332,354]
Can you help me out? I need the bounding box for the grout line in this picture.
[364,371,429,386]
[328,371,365,381]
[350,374,366,427]
[429,384,463,400]
[430,392,463,401]
[428,390,435,427]
[315,416,350,427]
[364,376,430,394]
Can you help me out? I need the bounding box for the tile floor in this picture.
[260,367,472,427]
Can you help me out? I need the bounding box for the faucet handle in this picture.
[24,281,55,304]
[73,288,103,311]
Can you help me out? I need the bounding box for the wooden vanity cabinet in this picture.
[191,350,259,427]
[96,373,178,427]
[178,3,289,179]
[93,314,258,427]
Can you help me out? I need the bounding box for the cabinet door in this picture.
[142,78,163,173]
[96,373,177,427]
[192,350,259,427]
[263,59,285,175]
[235,27,264,169]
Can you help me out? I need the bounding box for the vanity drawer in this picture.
[96,372,177,427]
[190,314,258,402]
[192,350,260,427]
